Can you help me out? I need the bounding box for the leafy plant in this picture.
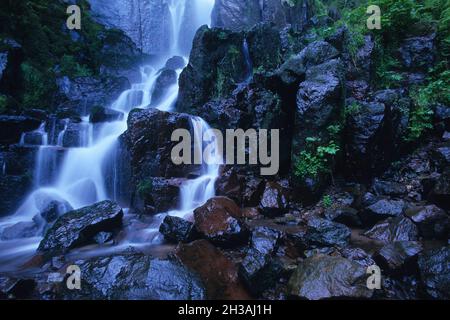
[137,179,153,199]
[322,195,333,208]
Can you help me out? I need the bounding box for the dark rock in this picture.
[429,170,450,210]
[175,240,250,299]
[418,246,450,299]
[150,69,178,107]
[374,241,423,273]
[89,107,124,123]
[159,215,197,243]
[362,199,405,225]
[38,200,123,256]
[0,116,41,144]
[405,205,450,240]
[0,174,33,217]
[305,217,351,248]
[287,254,373,300]
[372,179,407,196]
[40,200,73,223]
[324,206,362,227]
[134,177,184,214]
[363,216,419,243]
[0,277,36,299]
[1,221,40,240]
[259,182,289,217]
[377,275,420,300]
[399,34,435,71]
[239,226,282,295]
[193,197,248,247]
[66,254,205,300]
[339,247,375,268]
[93,232,113,244]
[165,56,186,70]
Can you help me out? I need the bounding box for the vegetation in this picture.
[137,179,153,199]
[322,194,333,208]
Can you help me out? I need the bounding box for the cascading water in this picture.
[0,0,217,272]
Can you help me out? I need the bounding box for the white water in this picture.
[0,0,217,271]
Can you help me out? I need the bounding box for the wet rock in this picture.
[0,277,36,299]
[0,174,33,217]
[405,205,450,240]
[93,232,114,244]
[193,197,248,247]
[363,216,419,243]
[429,170,450,210]
[165,56,185,70]
[399,34,435,71]
[239,226,282,295]
[418,246,450,299]
[150,69,178,107]
[324,206,362,228]
[66,254,205,300]
[175,240,250,299]
[89,107,124,123]
[377,275,420,300]
[287,254,373,300]
[0,115,41,144]
[362,199,405,226]
[259,182,289,217]
[339,247,375,268]
[159,215,197,244]
[134,177,184,214]
[372,179,407,197]
[374,241,423,273]
[305,217,351,248]
[38,200,123,256]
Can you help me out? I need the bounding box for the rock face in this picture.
[418,246,450,299]
[212,0,314,31]
[193,197,248,247]
[175,240,250,299]
[66,254,205,300]
[150,69,178,107]
[37,201,123,256]
[0,116,41,144]
[288,255,373,300]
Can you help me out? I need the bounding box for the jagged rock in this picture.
[339,247,375,268]
[259,182,289,217]
[239,226,282,295]
[159,215,197,243]
[374,241,423,273]
[305,217,351,248]
[287,254,373,300]
[0,116,41,144]
[361,199,405,225]
[64,254,205,300]
[429,170,450,210]
[405,205,450,240]
[246,23,283,71]
[372,179,407,196]
[39,200,73,223]
[399,34,435,71]
[175,240,250,299]
[89,107,124,123]
[418,246,450,299]
[134,177,184,214]
[324,206,362,227]
[37,200,123,256]
[193,197,248,247]
[363,216,419,243]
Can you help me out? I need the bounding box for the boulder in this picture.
[363,216,419,243]
[150,69,178,107]
[65,254,205,300]
[287,254,373,300]
[339,247,376,268]
[418,246,450,299]
[399,34,435,71]
[324,206,362,228]
[372,179,407,197]
[134,177,184,214]
[175,240,250,299]
[159,215,197,243]
[1,221,40,240]
[89,107,124,123]
[39,200,73,223]
[305,217,351,248]
[239,226,282,295]
[405,205,450,240]
[193,197,248,247]
[429,170,450,210]
[374,241,423,273]
[37,200,123,256]
[165,56,186,70]
[259,182,289,217]
[0,116,41,144]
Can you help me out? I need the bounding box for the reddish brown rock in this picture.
[175,240,251,300]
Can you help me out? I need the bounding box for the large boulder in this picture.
[418,246,450,299]
[405,205,450,240]
[37,200,123,257]
[259,182,289,217]
[193,197,248,247]
[361,199,406,226]
[175,240,250,299]
[374,241,423,274]
[65,254,206,300]
[159,215,197,244]
[363,216,419,243]
[305,217,351,248]
[287,254,373,300]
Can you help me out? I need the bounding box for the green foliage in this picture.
[322,195,333,208]
[294,138,340,179]
[0,95,7,113]
[21,61,54,108]
[60,55,92,77]
[344,101,362,117]
[137,179,153,199]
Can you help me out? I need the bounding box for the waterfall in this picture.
[0,0,217,270]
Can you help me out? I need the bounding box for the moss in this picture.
[0,95,7,113]
[137,179,153,199]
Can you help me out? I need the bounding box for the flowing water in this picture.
[0,0,217,273]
